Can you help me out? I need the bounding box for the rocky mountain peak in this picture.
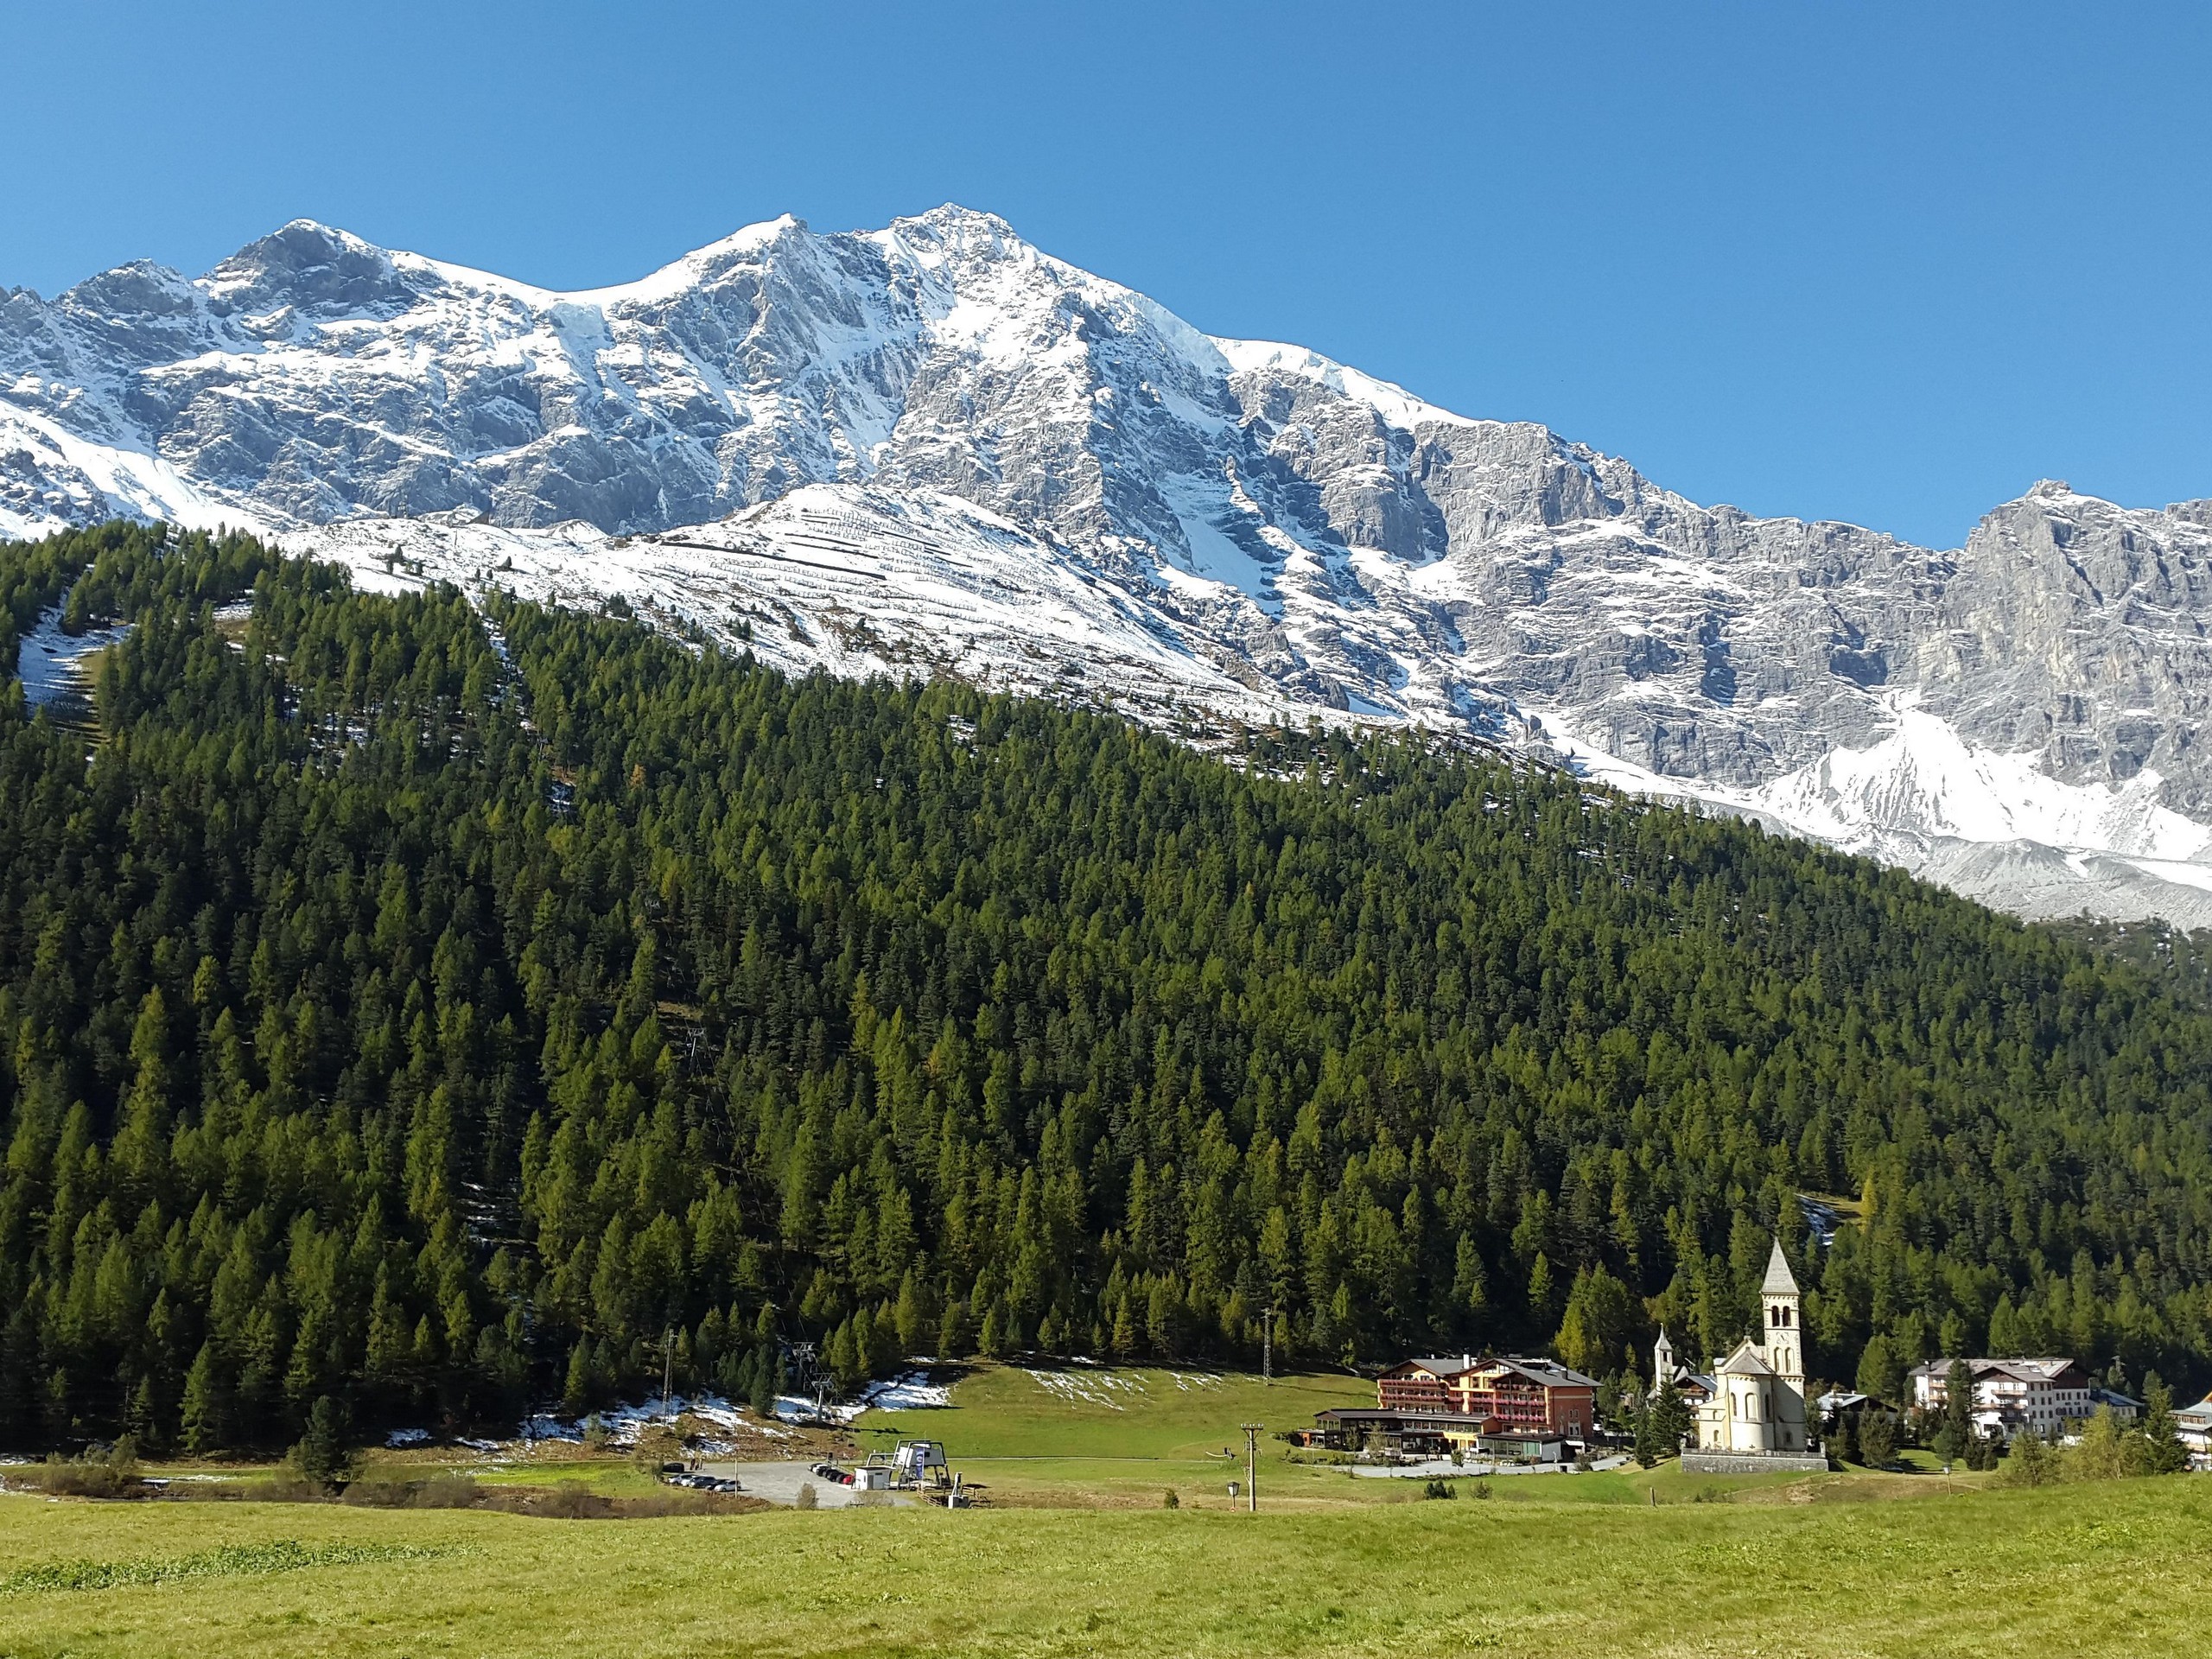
[4,209,2212,926]
[202,219,409,316]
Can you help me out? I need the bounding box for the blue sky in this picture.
[3,1,2207,548]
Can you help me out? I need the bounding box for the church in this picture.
[1658,1238,1829,1473]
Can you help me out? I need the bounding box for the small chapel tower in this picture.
[1653,1325,1675,1382]
[1759,1239,1802,1385]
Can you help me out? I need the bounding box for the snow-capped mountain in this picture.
[7,207,2212,927]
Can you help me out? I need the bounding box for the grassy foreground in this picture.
[2,1475,2206,1657]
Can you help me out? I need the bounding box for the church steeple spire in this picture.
[1759,1239,1802,1383]
[1761,1239,1801,1296]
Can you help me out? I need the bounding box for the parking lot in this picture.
[696,1460,918,1508]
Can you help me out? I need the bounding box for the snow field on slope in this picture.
[299,484,1312,734]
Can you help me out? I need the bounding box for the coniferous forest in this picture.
[3,521,2212,1451]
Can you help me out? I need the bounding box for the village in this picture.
[360,1238,2206,1514]
[1285,1240,2209,1484]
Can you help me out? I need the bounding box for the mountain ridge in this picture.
[5,206,2211,927]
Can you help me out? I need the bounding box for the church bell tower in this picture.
[1759,1239,1802,1382]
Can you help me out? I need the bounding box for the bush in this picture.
[1421,1478,1457,1500]
[540,1480,613,1519]
[622,1490,724,1517]
[1470,1479,1492,1500]
[795,1481,819,1511]
[16,1437,143,1498]
[413,1474,480,1509]
[339,1479,412,1508]
[1161,1488,1179,1510]
[1996,1430,2061,1488]
[2066,1407,2128,1481]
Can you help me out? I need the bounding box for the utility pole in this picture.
[1262,1307,1277,1384]
[1241,1421,1263,1514]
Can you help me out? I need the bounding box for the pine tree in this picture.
[1555,1264,1635,1377]
[894,1271,930,1357]
[2140,1376,2189,1475]
[1933,1357,1974,1466]
[1649,1376,1690,1457]
[1999,1426,2059,1488]
[1856,1335,1903,1404]
[1833,1408,1859,1465]
[180,1343,226,1456]
[563,1338,593,1415]
[750,1354,779,1421]
[293,1394,353,1487]
[1526,1254,1557,1329]
[1858,1408,1896,1469]
[1632,1402,1659,1469]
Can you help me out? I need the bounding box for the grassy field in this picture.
[849,1363,1384,1506]
[2,1472,2205,1656]
[844,1363,1994,1510]
[3,1367,2191,1656]
[854,1363,1371,1459]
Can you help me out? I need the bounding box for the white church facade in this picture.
[1665,1239,1829,1474]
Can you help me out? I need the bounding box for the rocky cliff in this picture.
[6,207,2209,925]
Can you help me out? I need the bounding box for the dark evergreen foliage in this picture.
[4,522,2212,1450]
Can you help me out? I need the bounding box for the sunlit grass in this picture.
[0,1474,2203,1657]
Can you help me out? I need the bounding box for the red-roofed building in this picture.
[1376,1353,1599,1440]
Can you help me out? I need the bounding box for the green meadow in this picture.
[2,1367,2195,1656]
[855,1363,1372,1459]
[850,1363,1373,1504]
[845,1363,1962,1508]
[1,1472,2203,1657]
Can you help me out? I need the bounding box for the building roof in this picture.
[1761,1239,1800,1296]
[1717,1339,1776,1378]
[1380,1353,1598,1389]
[1479,1354,1600,1389]
[1907,1357,2087,1385]
[1380,1356,1479,1380]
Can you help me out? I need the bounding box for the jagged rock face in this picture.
[1910,486,2212,811]
[7,207,2212,925]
